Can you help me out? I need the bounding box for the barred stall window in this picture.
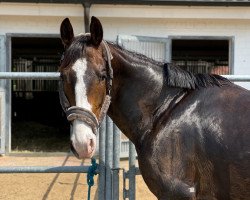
[171,39,230,75]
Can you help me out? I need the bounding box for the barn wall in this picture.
[0,3,85,35]
[94,5,250,89]
[100,17,250,84]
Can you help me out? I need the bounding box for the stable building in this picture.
[0,0,250,154]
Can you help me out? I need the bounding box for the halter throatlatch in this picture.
[59,39,113,134]
[98,40,113,123]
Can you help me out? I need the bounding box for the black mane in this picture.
[164,63,231,89]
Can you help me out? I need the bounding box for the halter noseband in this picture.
[58,40,113,134]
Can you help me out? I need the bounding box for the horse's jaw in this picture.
[70,120,97,159]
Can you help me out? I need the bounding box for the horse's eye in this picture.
[100,75,107,81]
[99,68,107,81]
[60,74,65,81]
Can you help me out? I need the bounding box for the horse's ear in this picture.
[60,18,74,48]
[90,16,103,47]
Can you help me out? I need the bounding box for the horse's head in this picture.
[59,17,112,159]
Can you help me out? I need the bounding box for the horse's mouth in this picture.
[70,142,96,159]
[70,143,80,159]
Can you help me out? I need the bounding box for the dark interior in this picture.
[11,37,70,152]
[172,39,228,60]
[171,39,229,74]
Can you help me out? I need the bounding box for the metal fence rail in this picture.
[223,75,250,82]
[0,72,250,82]
[0,72,60,80]
[0,165,95,173]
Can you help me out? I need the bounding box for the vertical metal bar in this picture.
[83,2,91,33]
[129,142,136,200]
[229,37,235,74]
[0,35,5,155]
[112,124,120,200]
[5,35,11,154]
[165,38,171,63]
[105,116,113,200]
[98,116,106,200]
[0,96,3,155]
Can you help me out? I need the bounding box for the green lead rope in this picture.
[87,158,98,200]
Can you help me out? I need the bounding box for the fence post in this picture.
[105,116,113,200]
[98,116,106,200]
[0,35,6,155]
[129,142,136,200]
[112,124,120,200]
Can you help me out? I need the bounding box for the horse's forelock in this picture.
[60,35,90,71]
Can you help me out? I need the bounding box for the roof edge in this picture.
[1,0,250,7]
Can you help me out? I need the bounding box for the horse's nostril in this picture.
[70,143,79,158]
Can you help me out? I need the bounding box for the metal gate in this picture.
[0,72,118,199]
[117,35,170,63]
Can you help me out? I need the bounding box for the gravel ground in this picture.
[0,155,156,200]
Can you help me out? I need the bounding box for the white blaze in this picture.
[71,58,96,158]
[72,59,92,110]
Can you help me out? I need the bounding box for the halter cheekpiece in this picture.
[59,39,113,134]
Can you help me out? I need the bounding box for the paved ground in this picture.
[0,155,156,200]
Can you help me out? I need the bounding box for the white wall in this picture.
[0,3,85,35]
[92,5,250,89]
[0,3,250,88]
[98,17,250,88]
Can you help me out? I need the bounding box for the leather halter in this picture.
[59,40,113,134]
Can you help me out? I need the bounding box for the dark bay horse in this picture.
[59,16,250,199]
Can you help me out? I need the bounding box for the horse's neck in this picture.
[107,45,179,145]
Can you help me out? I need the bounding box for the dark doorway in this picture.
[171,39,230,75]
[11,37,70,153]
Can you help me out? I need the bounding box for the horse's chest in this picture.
[137,130,198,199]
[137,147,164,197]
